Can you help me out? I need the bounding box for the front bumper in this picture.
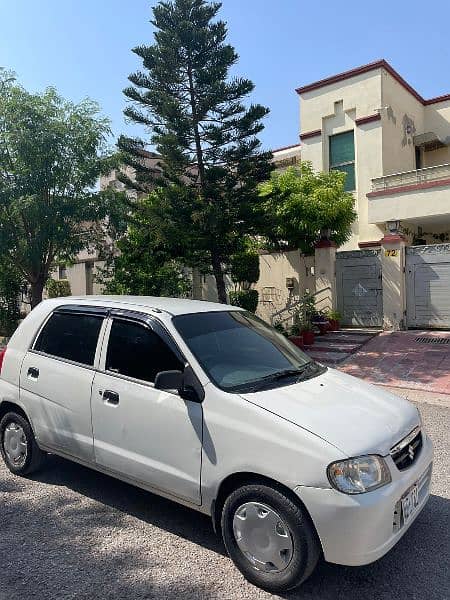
[294,433,433,566]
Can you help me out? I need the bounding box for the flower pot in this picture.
[318,323,328,336]
[289,335,304,349]
[302,331,315,346]
[329,319,340,331]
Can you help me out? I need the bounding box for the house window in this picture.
[329,131,355,191]
[59,265,67,279]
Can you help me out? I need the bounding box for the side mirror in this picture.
[154,370,184,392]
[154,366,204,403]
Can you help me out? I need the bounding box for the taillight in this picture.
[0,347,7,374]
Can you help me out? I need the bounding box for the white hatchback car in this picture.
[0,296,432,593]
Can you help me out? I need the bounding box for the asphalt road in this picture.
[0,400,449,600]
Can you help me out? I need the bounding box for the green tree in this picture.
[259,163,356,254]
[228,243,260,312]
[0,70,117,307]
[101,189,191,297]
[0,259,22,337]
[118,0,272,303]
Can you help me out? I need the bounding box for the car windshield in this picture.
[173,310,315,392]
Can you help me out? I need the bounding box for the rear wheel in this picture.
[0,412,45,475]
[221,483,320,593]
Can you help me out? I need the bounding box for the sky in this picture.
[1,0,450,152]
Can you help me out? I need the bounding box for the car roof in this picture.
[50,295,243,317]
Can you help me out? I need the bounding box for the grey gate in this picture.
[406,243,450,328]
[336,249,383,327]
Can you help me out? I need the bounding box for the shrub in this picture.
[326,309,342,321]
[230,250,260,287]
[46,279,72,298]
[0,261,21,337]
[292,292,316,333]
[229,289,259,313]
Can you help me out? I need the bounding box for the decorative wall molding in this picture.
[406,243,450,255]
[355,113,381,126]
[299,129,322,141]
[367,177,450,198]
[358,240,382,248]
[296,59,450,106]
[336,248,381,259]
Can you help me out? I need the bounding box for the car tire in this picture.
[221,483,320,593]
[0,411,45,476]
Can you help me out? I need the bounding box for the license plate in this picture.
[401,483,419,524]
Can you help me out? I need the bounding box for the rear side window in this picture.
[34,312,104,366]
[106,319,183,383]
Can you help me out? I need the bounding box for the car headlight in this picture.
[327,455,391,494]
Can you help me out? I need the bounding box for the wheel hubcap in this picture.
[232,502,293,572]
[3,422,27,467]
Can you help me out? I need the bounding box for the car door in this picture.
[91,312,203,505]
[19,305,108,462]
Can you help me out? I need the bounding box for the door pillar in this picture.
[380,234,407,330]
[314,240,337,311]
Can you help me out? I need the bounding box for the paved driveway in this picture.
[0,400,448,600]
[340,330,450,394]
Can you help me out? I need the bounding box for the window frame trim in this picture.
[328,129,356,191]
[98,310,188,389]
[30,305,109,370]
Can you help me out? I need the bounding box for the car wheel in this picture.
[221,483,320,593]
[0,411,45,475]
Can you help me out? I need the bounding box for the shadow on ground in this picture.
[1,454,449,599]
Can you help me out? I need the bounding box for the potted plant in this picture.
[300,318,315,346]
[326,310,342,331]
[288,322,304,348]
[292,293,316,345]
[311,310,329,335]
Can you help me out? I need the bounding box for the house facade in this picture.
[297,59,450,250]
[56,60,450,329]
[259,60,450,330]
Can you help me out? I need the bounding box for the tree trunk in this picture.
[211,252,227,304]
[30,279,45,309]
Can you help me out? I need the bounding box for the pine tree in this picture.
[118,0,272,302]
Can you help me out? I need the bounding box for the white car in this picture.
[0,296,432,593]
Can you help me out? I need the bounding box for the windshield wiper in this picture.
[245,363,313,392]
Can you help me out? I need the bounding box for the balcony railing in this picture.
[372,163,450,193]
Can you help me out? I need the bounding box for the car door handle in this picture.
[27,367,39,380]
[102,390,120,406]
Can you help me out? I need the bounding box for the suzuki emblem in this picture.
[408,445,415,460]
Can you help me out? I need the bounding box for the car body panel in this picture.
[19,351,97,461]
[239,368,420,457]
[91,369,203,504]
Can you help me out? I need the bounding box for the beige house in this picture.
[257,60,450,331]
[58,60,450,330]
[297,59,450,249]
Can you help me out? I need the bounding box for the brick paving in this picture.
[339,330,450,395]
[305,330,378,365]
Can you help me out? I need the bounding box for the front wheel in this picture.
[0,411,45,475]
[221,483,320,593]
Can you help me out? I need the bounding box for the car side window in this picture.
[34,312,104,366]
[105,319,184,383]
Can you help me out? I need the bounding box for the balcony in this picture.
[368,164,450,225]
[371,163,450,193]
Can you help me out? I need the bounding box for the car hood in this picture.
[239,368,419,456]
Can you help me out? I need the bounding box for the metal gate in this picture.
[406,243,450,328]
[336,249,383,327]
